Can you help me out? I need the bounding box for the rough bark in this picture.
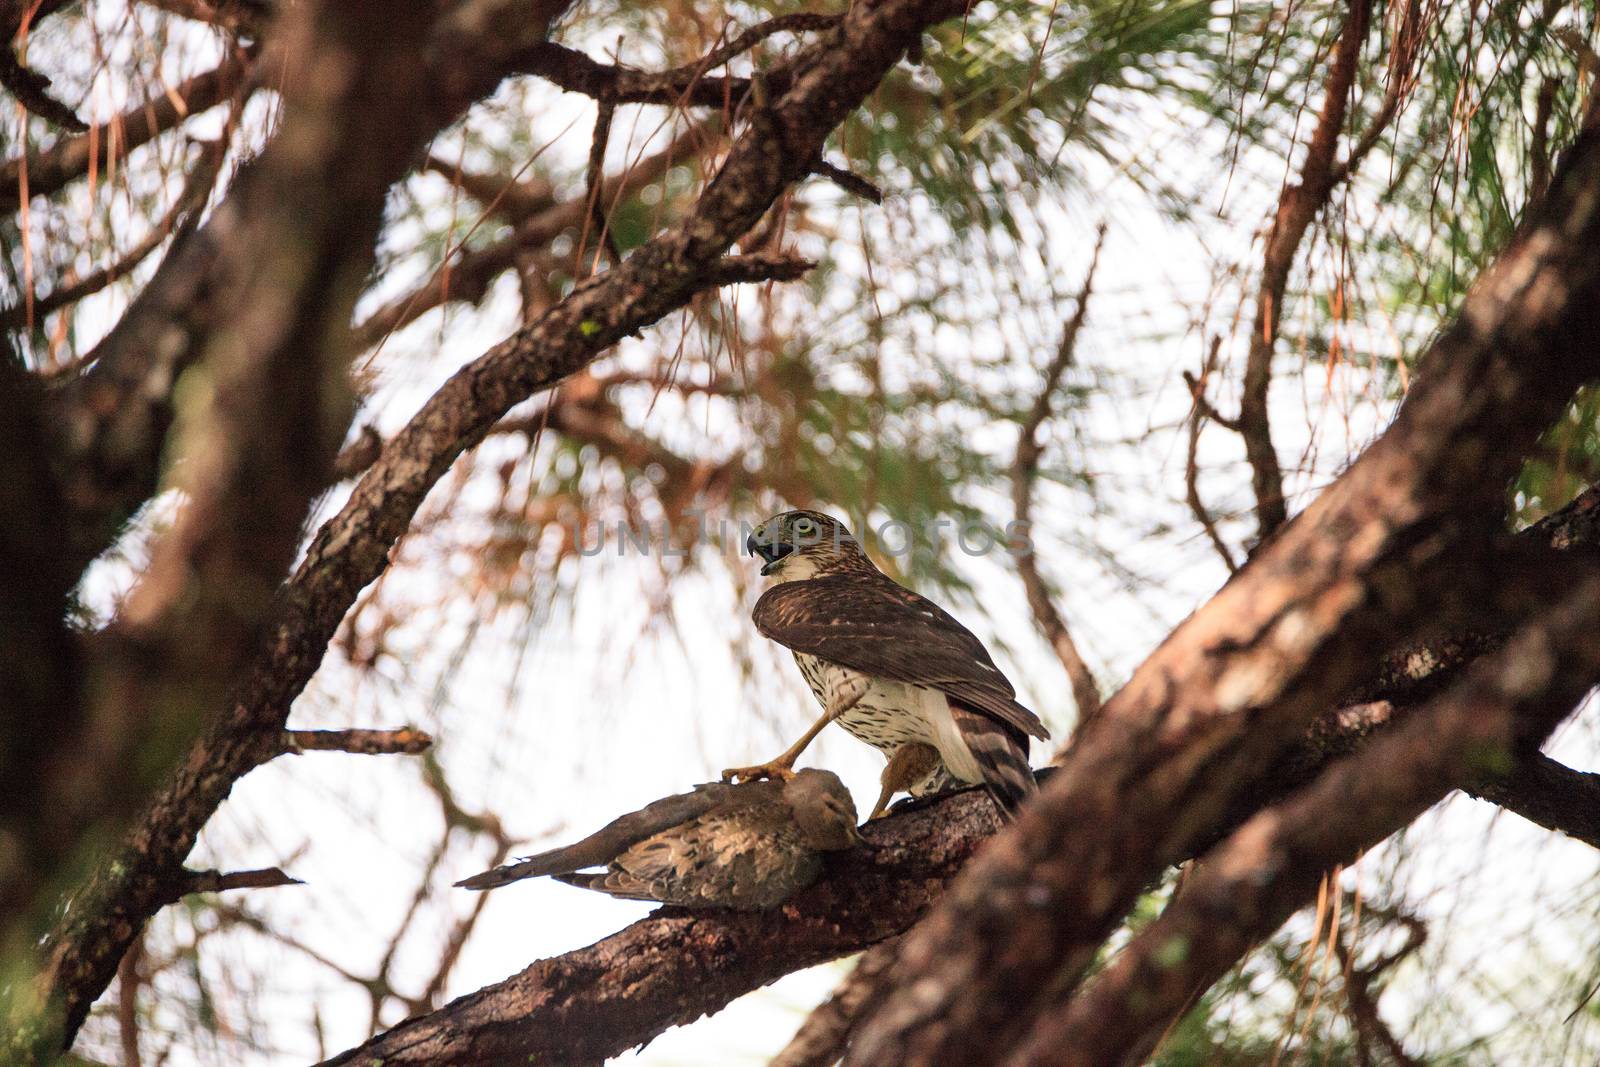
[845,115,1600,1067]
[1009,572,1600,1066]
[319,791,999,1067]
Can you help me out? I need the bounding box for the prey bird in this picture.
[455,769,862,910]
[730,509,1049,816]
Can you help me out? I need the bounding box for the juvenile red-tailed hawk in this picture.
[730,509,1048,816]
[455,769,860,910]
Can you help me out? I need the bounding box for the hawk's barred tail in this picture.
[951,705,1037,818]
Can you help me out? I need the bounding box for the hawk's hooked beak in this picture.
[746,531,795,576]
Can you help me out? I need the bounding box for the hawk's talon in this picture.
[720,762,798,783]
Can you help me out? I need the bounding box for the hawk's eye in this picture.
[792,517,817,537]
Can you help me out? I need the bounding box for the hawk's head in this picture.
[784,769,864,850]
[746,509,867,582]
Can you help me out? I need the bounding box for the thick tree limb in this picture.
[846,110,1600,1067]
[319,792,998,1067]
[1008,573,1600,1066]
[1009,231,1105,729]
[35,0,961,1056]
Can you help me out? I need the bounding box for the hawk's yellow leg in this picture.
[722,686,866,783]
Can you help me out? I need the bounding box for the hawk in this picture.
[455,769,861,910]
[729,509,1049,817]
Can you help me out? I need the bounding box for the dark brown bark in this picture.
[1008,572,1600,1065]
[0,359,81,940]
[319,791,999,1067]
[845,114,1600,1067]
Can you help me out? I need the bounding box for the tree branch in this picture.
[0,52,252,213]
[7,0,593,1054]
[1235,0,1371,542]
[156,866,303,907]
[0,137,225,331]
[513,12,840,110]
[1009,230,1105,728]
[1007,572,1600,1066]
[277,728,435,757]
[0,46,86,131]
[350,118,720,352]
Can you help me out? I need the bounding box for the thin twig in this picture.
[158,867,304,906]
[1235,0,1372,542]
[1530,78,1557,212]
[0,137,226,330]
[811,158,883,203]
[1008,227,1105,729]
[278,727,435,756]
[580,99,622,272]
[1185,336,1240,573]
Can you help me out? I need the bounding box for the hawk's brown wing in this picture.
[455,779,783,890]
[753,575,1049,742]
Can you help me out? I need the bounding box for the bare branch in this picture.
[159,867,304,906]
[350,119,720,351]
[35,0,965,1054]
[578,100,622,272]
[0,138,226,331]
[811,158,884,203]
[514,12,840,109]
[704,252,816,285]
[1183,338,1241,573]
[1234,0,1371,542]
[0,47,86,131]
[278,728,435,757]
[0,52,252,213]
[1009,230,1105,728]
